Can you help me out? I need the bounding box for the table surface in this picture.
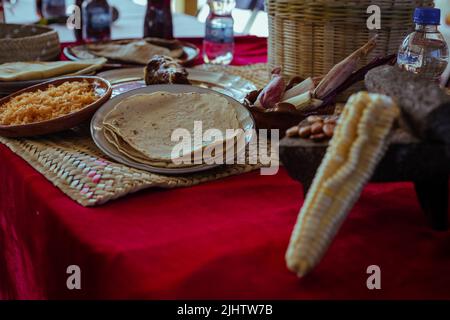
[1,38,450,300]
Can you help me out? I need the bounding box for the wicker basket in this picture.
[266,0,434,79]
[0,24,60,63]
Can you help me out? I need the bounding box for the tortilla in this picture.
[103,126,199,168]
[85,40,183,65]
[0,58,107,81]
[103,92,242,167]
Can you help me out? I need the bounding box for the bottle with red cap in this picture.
[143,0,173,39]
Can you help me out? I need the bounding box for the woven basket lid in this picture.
[0,24,61,63]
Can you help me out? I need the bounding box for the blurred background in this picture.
[2,0,450,42]
[2,0,268,41]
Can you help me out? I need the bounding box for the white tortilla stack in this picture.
[102,92,243,168]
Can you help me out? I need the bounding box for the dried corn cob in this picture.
[285,92,399,277]
[314,36,378,99]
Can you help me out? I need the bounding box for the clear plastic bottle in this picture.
[203,0,235,65]
[397,7,449,81]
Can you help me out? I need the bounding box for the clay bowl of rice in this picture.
[0,76,112,137]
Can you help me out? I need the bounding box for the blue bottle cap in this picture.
[414,7,441,25]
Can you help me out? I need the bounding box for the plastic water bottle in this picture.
[203,0,235,65]
[397,7,449,81]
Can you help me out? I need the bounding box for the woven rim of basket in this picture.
[0,23,59,42]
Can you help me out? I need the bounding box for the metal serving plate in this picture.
[96,67,257,102]
[91,84,255,175]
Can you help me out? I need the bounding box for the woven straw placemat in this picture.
[0,64,269,207]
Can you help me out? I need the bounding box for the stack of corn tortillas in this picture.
[102,92,243,168]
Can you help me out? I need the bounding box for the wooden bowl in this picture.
[0,76,112,138]
[247,105,306,133]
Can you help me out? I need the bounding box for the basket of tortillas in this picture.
[0,24,60,63]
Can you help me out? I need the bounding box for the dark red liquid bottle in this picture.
[74,0,84,42]
[82,0,111,43]
[42,0,66,19]
[0,0,5,23]
[143,0,173,39]
[36,0,43,18]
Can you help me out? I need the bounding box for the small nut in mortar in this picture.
[311,122,324,134]
[307,115,323,123]
[298,126,312,138]
[286,126,300,137]
[324,116,338,124]
[323,123,336,137]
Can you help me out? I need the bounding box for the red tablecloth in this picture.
[1,37,450,300]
